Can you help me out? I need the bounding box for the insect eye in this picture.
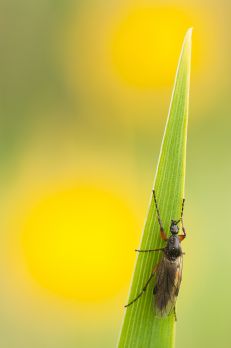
[171,225,179,233]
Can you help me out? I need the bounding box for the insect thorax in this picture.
[165,235,182,260]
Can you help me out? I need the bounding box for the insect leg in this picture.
[179,198,186,241]
[181,198,185,217]
[179,227,186,241]
[152,190,163,228]
[135,248,165,253]
[173,306,177,321]
[152,190,168,241]
[125,266,157,308]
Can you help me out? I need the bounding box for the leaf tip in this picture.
[184,28,193,46]
[180,28,193,65]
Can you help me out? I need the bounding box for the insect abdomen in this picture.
[154,256,182,317]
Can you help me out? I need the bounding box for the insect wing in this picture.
[154,255,183,317]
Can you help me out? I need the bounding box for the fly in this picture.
[125,190,186,320]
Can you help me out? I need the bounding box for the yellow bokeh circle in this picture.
[111,6,200,88]
[21,184,138,302]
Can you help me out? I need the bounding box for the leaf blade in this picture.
[118,28,192,348]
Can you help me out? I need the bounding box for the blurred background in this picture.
[0,0,230,347]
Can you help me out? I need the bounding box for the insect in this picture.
[125,190,186,320]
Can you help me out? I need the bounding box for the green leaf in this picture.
[117,29,192,348]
